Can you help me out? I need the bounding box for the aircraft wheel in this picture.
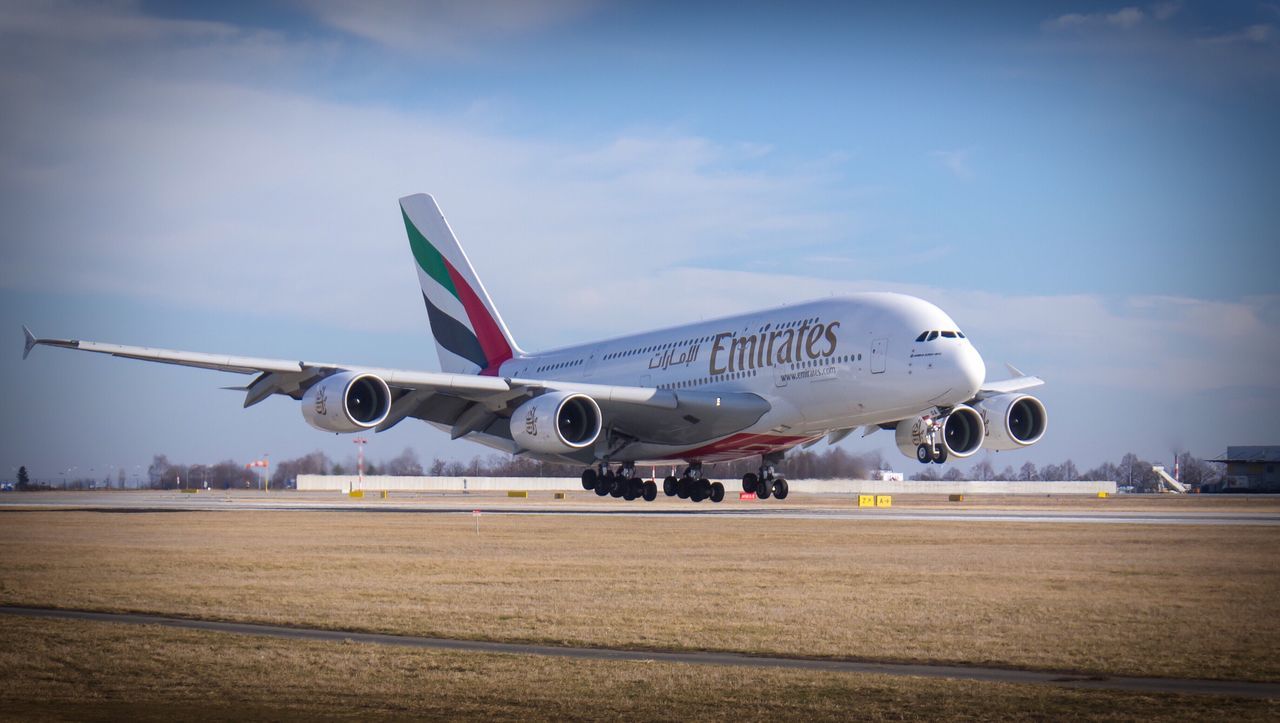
[622,480,638,500]
[772,478,789,500]
[663,476,678,496]
[932,447,948,464]
[609,475,624,497]
[581,469,597,490]
[594,481,609,497]
[643,480,658,502]
[757,479,771,499]
[710,481,725,503]
[742,472,758,493]
[690,487,704,502]
[916,445,932,464]
[677,479,690,499]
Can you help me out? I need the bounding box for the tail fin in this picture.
[399,194,521,376]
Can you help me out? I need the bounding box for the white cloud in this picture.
[293,0,596,56]
[1197,24,1273,46]
[0,0,239,43]
[1044,6,1146,32]
[929,148,974,180]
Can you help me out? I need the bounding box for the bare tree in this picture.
[968,459,996,481]
[384,448,424,476]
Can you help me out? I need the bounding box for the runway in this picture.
[2,606,1274,699]
[2,491,1277,526]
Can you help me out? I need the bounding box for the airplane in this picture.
[22,193,1046,503]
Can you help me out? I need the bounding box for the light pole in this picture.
[354,437,368,491]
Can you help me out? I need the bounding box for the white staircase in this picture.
[1152,465,1187,494]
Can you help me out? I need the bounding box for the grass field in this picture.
[2,616,1276,721]
[1,508,1276,684]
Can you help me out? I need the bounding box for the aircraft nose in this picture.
[955,344,985,398]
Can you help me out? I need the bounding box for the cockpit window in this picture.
[915,332,928,343]
[957,331,965,338]
[941,331,956,338]
[926,331,939,341]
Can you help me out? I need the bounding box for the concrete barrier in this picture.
[295,475,1116,495]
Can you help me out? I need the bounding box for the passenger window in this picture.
[927,331,939,341]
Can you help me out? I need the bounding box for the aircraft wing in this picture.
[22,326,770,447]
[977,363,1044,396]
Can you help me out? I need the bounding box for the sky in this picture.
[2,0,1278,483]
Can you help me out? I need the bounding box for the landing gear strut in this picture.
[742,453,789,500]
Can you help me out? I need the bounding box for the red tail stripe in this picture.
[444,262,513,375]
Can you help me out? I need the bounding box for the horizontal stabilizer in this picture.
[22,325,37,360]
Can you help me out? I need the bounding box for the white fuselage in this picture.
[473,292,986,464]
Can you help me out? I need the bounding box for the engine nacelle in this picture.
[301,371,392,433]
[510,392,602,455]
[895,405,985,461]
[975,394,1047,451]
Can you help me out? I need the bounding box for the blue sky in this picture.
[2,1,1277,482]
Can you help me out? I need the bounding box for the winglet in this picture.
[22,325,37,360]
[1005,362,1026,378]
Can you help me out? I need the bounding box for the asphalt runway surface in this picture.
[2,491,1277,526]
[2,606,1275,699]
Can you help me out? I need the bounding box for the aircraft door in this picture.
[870,338,887,374]
[582,346,602,378]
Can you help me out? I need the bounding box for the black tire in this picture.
[757,479,771,499]
[663,476,678,497]
[742,472,758,493]
[609,475,624,498]
[581,469,597,491]
[677,479,690,499]
[623,479,637,500]
[643,480,658,502]
[916,444,932,464]
[710,481,725,503]
[933,447,948,464]
[691,487,704,502]
[594,481,609,497]
[773,478,789,500]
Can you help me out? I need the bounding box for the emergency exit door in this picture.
[870,338,887,374]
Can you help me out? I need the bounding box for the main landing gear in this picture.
[581,462,727,503]
[740,452,789,500]
[581,463,657,501]
[663,463,725,503]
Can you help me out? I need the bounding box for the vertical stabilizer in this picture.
[399,194,521,375]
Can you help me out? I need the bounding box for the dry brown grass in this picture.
[0,510,1276,682]
[2,616,1276,721]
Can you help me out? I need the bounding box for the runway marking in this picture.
[1,502,1277,525]
[2,606,1276,699]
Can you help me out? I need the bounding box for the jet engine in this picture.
[301,371,392,433]
[510,392,602,455]
[895,405,985,462]
[975,393,1047,451]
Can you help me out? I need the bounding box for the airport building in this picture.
[1210,446,1280,492]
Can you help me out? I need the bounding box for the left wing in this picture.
[22,326,770,448]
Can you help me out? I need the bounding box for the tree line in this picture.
[15,447,1222,493]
